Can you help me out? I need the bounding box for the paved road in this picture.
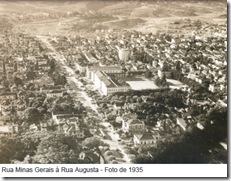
[37,35,131,163]
[37,35,98,112]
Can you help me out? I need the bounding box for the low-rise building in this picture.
[40,85,64,93]
[46,90,63,98]
[122,116,145,133]
[133,133,160,145]
[0,93,17,100]
[52,113,80,125]
[63,122,85,138]
[79,150,101,163]
[176,117,188,131]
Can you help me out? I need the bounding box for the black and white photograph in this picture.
[0,0,228,177]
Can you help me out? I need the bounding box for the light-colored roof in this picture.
[95,71,104,78]
[177,118,187,129]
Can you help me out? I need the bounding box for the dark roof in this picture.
[89,66,122,71]
[114,101,124,107]
[0,92,17,96]
[41,85,63,91]
[127,119,144,125]
[134,133,155,141]
[47,90,63,94]
[81,151,99,163]
[55,114,80,119]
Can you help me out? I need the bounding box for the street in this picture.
[37,35,131,163]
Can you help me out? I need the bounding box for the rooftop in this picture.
[134,133,155,141]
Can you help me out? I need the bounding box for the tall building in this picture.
[118,48,130,61]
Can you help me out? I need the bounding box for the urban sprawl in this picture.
[0,19,227,164]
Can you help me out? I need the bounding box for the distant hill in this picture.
[0,0,226,36]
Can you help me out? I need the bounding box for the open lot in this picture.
[126,80,159,90]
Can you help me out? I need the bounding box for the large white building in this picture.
[92,70,130,96]
[86,66,122,80]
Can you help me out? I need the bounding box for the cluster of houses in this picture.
[53,27,225,147]
[49,25,226,104]
[0,18,227,164]
[52,113,85,139]
[0,31,67,135]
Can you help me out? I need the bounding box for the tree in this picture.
[13,76,24,87]
[32,133,80,164]
[49,59,56,72]
[22,107,43,125]
[0,135,26,163]
[145,70,152,78]
[26,70,36,81]
[175,61,181,71]
[82,137,108,149]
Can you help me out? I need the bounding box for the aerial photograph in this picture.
[0,0,227,164]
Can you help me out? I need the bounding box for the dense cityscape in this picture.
[0,0,227,164]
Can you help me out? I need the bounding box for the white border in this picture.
[0,164,227,177]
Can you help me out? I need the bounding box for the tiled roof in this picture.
[135,133,154,141]
[127,119,144,125]
[81,151,99,163]
[48,90,63,94]
[0,92,17,96]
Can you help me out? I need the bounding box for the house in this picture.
[52,113,80,125]
[197,122,205,130]
[46,90,63,98]
[176,117,187,131]
[133,133,160,145]
[113,101,124,110]
[63,122,85,139]
[122,117,145,133]
[0,124,19,135]
[99,147,124,164]
[40,85,64,93]
[39,64,50,71]
[79,150,101,163]
[209,84,219,93]
[75,62,86,73]
[0,93,17,100]
[40,122,48,131]
[83,52,97,63]
[18,91,26,99]
[10,84,18,92]
[36,58,48,65]
[29,124,39,131]
[157,68,172,79]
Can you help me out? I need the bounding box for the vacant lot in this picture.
[126,80,159,90]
